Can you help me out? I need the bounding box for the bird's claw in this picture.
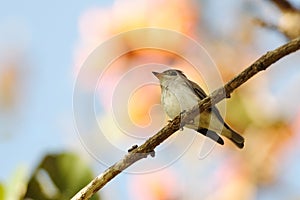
[178,110,187,131]
[180,110,186,115]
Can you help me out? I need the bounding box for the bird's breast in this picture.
[161,85,199,119]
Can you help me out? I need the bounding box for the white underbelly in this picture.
[161,87,225,133]
[161,88,198,119]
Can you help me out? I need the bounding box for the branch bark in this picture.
[71,36,300,200]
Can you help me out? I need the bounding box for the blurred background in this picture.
[1,0,300,199]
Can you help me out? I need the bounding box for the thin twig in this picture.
[71,36,300,200]
[269,0,298,12]
[252,18,279,31]
[258,0,300,40]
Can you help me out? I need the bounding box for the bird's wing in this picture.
[197,128,224,145]
[188,79,244,147]
[211,106,234,129]
[187,80,207,99]
[187,80,227,125]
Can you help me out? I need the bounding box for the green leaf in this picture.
[24,152,100,200]
[0,183,4,200]
[5,166,27,200]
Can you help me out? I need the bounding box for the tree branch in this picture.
[256,0,300,40]
[71,36,300,200]
[269,0,299,12]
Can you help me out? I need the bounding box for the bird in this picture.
[152,69,244,148]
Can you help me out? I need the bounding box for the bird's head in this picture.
[152,69,187,86]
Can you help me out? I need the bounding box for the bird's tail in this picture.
[221,125,244,149]
[197,128,224,145]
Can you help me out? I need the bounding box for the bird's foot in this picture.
[178,110,187,131]
[180,110,186,115]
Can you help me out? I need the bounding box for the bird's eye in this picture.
[169,71,177,76]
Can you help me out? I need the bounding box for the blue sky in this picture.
[0,0,111,181]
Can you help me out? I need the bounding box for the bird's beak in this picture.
[152,71,161,79]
